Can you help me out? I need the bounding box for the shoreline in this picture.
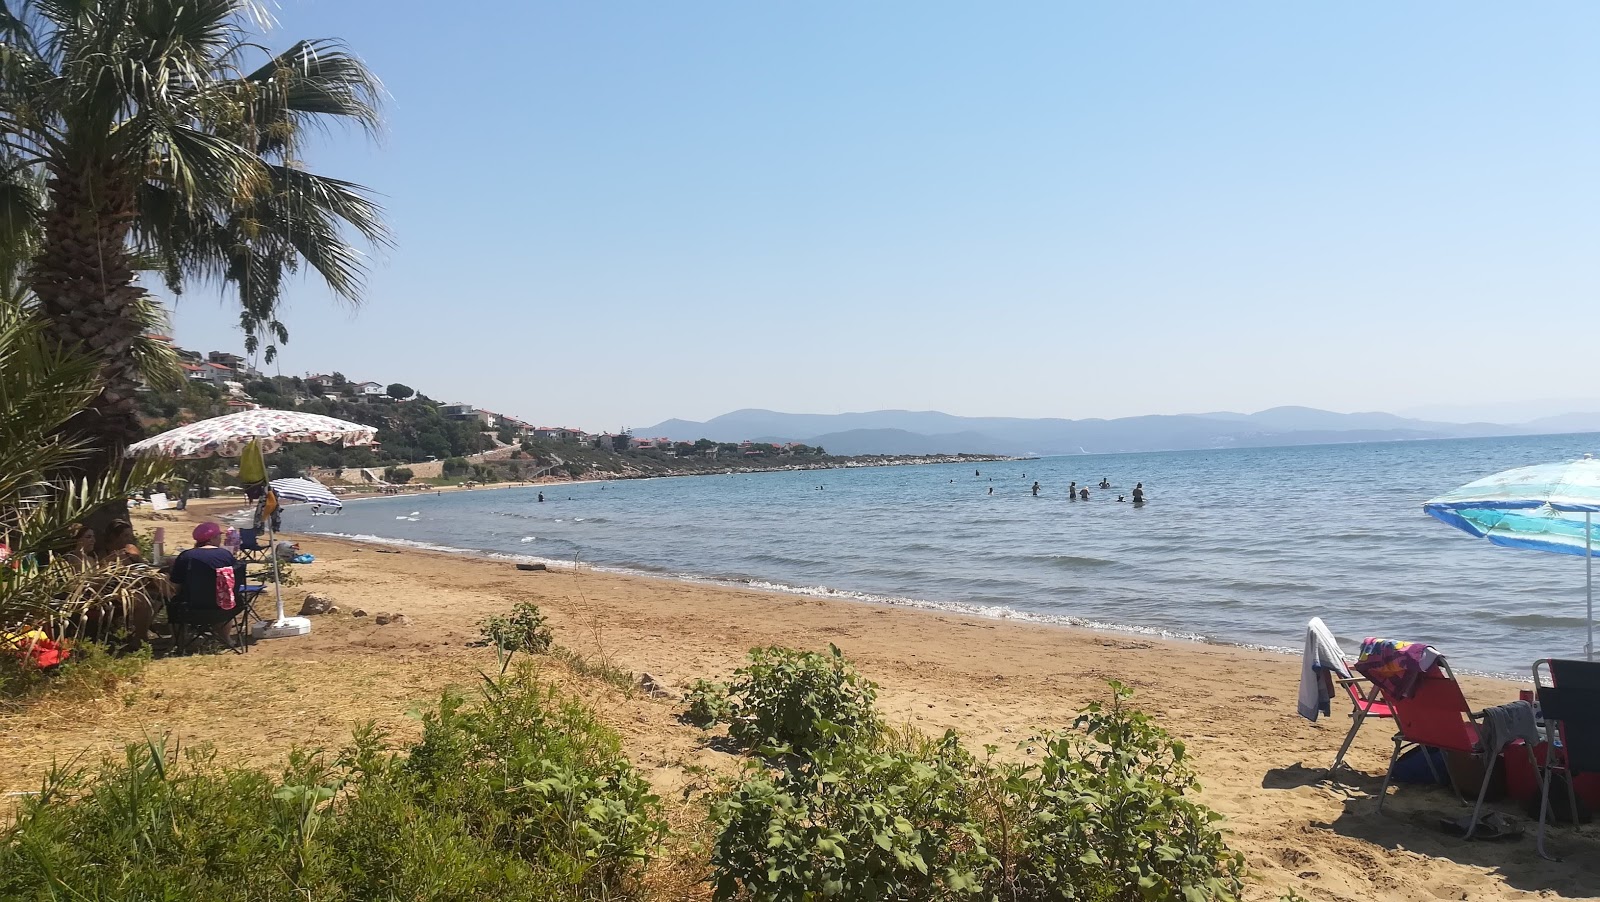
[289,505,1533,683]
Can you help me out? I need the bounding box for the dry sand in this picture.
[1,499,1596,901]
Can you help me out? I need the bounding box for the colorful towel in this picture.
[1352,638,1439,701]
[215,566,237,611]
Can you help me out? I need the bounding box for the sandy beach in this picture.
[1,499,1595,901]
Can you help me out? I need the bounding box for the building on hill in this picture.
[353,381,385,397]
[440,402,478,420]
[206,351,258,380]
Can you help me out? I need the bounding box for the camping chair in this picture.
[1533,658,1600,860]
[168,561,265,655]
[1375,657,1537,839]
[1330,673,1396,772]
[236,528,270,563]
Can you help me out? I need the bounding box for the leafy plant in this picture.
[711,728,993,901]
[0,672,665,901]
[991,682,1247,902]
[479,602,554,673]
[682,679,734,728]
[404,668,667,896]
[728,645,881,758]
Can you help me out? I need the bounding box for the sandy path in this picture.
[2,503,1595,901]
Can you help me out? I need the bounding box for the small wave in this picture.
[1493,613,1591,628]
[1003,553,1116,569]
[520,536,536,543]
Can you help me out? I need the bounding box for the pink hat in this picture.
[192,522,222,544]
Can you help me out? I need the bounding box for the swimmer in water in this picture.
[988,486,994,495]
[1116,495,1125,502]
[538,492,545,502]
[1068,481,1077,499]
[1132,483,1145,503]
[975,469,980,477]
[1032,481,1040,496]
[1099,478,1110,489]
[1079,487,1089,501]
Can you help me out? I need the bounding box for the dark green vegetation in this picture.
[0,669,666,902]
[697,648,1249,902]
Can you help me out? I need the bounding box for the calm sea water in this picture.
[285,434,1600,675]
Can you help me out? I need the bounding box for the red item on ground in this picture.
[1501,739,1600,809]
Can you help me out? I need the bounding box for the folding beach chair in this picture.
[236,528,270,563]
[1375,657,1538,839]
[169,562,265,655]
[1330,673,1395,772]
[1533,658,1600,860]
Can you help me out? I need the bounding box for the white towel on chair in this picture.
[1298,617,1350,722]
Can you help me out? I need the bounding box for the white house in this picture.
[354,381,385,396]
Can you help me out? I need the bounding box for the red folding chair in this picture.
[1376,657,1538,839]
[1330,673,1395,772]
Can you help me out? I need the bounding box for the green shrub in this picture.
[0,671,664,901]
[711,728,993,900]
[681,678,733,728]
[479,601,553,672]
[728,645,880,757]
[404,668,667,896]
[992,682,1247,902]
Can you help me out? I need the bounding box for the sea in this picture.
[282,433,1600,676]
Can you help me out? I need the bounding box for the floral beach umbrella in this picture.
[126,410,375,460]
[1424,454,1600,660]
[126,410,373,641]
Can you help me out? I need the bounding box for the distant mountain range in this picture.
[640,406,1600,457]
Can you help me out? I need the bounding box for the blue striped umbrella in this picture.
[1424,454,1600,659]
[268,477,342,508]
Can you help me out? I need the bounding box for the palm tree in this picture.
[0,0,388,480]
[0,295,166,634]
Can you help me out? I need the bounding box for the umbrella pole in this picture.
[267,520,285,623]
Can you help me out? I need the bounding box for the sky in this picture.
[165,2,1600,432]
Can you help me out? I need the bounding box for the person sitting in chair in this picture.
[167,522,245,646]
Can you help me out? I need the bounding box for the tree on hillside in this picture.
[386,383,414,400]
[0,1,388,487]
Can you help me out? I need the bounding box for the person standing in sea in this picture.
[1032,481,1040,496]
[1068,481,1077,499]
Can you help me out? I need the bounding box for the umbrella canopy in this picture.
[127,410,375,460]
[1424,454,1600,659]
[269,477,342,508]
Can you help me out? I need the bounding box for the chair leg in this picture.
[1463,752,1498,840]
[1332,707,1368,772]
[1537,753,1559,861]
[1377,738,1403,812]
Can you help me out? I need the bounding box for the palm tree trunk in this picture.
[30,159,145,539]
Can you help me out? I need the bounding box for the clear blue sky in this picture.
[166,2,1600,431]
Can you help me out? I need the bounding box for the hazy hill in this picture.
[641,407,1525,456]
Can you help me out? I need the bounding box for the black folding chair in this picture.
[1533,658,1600,860]
[169,563,263,655]
[236,528,271,563]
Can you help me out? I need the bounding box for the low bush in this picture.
[708,667,1247,902]
[405,668,667,895]
[727,644,880,757]
[479,601,553,672]
[712,728,993,901]
[0,669,665,901]
[681,678,733,728]
[990,682,1247,902]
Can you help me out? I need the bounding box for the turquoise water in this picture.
[286,433,1600,675]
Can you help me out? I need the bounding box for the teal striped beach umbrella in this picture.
[1424,454,1600,660]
